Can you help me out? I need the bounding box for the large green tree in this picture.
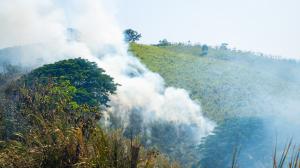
[22,58,117,107]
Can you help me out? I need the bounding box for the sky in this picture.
[107,0,300,59]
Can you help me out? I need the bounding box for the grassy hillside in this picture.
[130,43,300,122]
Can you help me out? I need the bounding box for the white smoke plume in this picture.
[0,0,215,140]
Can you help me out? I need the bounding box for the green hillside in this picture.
[130,43,300,122]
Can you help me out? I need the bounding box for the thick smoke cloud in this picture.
[0,0,64,48]
[0,0,215,140]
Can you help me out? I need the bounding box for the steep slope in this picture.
[130,43,300,122]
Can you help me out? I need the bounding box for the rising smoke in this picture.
[0,0,215,142]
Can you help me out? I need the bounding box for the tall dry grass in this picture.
[0,80,179,168]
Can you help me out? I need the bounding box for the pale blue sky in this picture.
[107,0,299,58]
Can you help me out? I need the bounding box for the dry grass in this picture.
[0,80,179,168]
[273,140,300,168]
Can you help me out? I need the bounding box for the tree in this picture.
[201,44,209,56]
[124,29,142,43]
[220,43,228,50]
[158,39,171,46]
[21,58,117,107]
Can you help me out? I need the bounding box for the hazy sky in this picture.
[108,0,299,58]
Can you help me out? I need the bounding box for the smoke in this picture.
[0,0,215,142]
[197,49,300,167]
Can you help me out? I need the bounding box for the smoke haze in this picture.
[0,0,215,142]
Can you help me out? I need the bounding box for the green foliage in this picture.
[129,43,249,121]
[124,29,142,43]
[23,58,117,107]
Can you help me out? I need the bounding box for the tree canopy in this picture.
[22,58,117,107]
[158,39,171,46]
[124,29,142,42]
[201,44,209,56]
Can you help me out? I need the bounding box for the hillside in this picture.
[130,43,300,122]
[0,59,179,168]
[1,45,299,167]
